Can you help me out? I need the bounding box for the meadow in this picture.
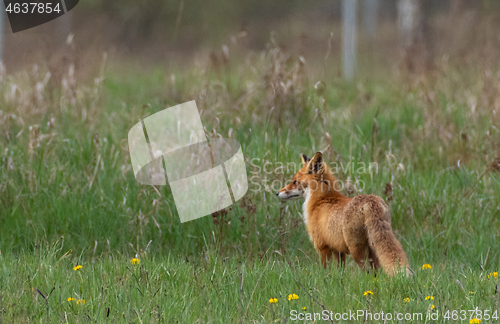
[0,38,499,322]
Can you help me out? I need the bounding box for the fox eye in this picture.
[293,180,298,185]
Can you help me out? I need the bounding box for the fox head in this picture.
[276,152,338,200]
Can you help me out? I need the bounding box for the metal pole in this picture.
[398,0,417,50]
[342,0,357,81]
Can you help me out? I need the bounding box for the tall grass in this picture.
[0,30,499,321]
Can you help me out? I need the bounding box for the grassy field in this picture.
[0,44,500,323]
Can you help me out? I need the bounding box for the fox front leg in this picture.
[333,252,346,270]
[319,248,333,270]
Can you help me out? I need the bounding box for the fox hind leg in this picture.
[369,248,380,270]
[368,248,380,277]
[350,244,369,272]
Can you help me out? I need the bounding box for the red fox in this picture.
[277,152,411,276]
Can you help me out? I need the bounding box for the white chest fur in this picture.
[302,188,311,225]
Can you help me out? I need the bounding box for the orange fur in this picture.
[277,152,411,276]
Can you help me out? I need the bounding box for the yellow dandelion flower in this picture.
[403,297,415,303]
[302,307,306,310]
[488,272,498,279]
[67,297,75,302]
[288,294,299,301]
[470,318,481,324]
[131,258,140,265]
[269,298,278,304]
[364,291,373,296]
[425,296,434,300]
[73,265,82,271]
[469,291,475,295]
[76,299,85,305]
[422,264,431,270]
[430,305,435,310]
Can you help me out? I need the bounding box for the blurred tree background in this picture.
[2,0,500,77]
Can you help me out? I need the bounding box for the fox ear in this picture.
[300,154,310,165]
[306,152,325,174]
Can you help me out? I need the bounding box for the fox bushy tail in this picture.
[365,217,411,276]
